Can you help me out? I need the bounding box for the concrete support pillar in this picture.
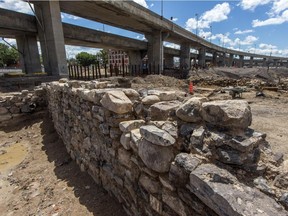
[273,59,279,67]
[239,55,244,67]
[34,0,68,76]
[16,34,41,74]
[145,31,164,73]
[198,47,206,68]
[212,52,217,66]
[164,54,174,68]
[262,58,267,67]
[128,50,142,66]
[249,56,254,67]
[228,54,234,67]
[180,42,190,69]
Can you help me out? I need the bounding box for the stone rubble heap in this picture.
[0,87,46,124]
[42,78,288,216]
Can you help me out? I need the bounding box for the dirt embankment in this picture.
[0,112,127,216]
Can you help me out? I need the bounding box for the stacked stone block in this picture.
[44,79,288,215]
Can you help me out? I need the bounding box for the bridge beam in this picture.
[34,0,68,77]
[16,34,41,74]
[146,31,164,73]
[180,43,190,69]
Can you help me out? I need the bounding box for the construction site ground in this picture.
[0,67,287,215]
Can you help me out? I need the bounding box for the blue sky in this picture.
[0,0,287,58]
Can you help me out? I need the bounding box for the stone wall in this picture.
[44,78,288,216]
[0,87,47,124]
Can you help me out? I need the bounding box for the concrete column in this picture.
[16,34,41,74]
[249,56,254,67]
[273,59,279,67]
[145,31,164,73]
[198,47,206,68]
[164,54,174,68]
[128,50,142,65]
[262,58,267,67]
[212,52,217,66]
[34,0,68,76]
[239,55,244,67]
[180,42,190,69]
[228,54,234,67]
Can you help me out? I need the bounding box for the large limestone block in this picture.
[142,95,161,105]
[148,90,177,101]
[119,120,145,132]
[149,100,181,121]
[201,100,252,130]
[189,164,287,216]
[138,139,174,173]
[140,125,175,146]
[176,97,207,122]
[100,90,133,114]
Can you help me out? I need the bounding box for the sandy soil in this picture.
[0,112,127,216]
[0,67,288,215]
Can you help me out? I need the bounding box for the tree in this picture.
[96,49,108,67]
[75,52,96,66]
[0,43,19,67]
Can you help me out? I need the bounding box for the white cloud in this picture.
[61,13,81,21]
[163,42,180,50]
[259,43,277,49]
[0,0,32,14]
[238,0,272,11]
[270,0,288,15]
[0,38,16,45]
[172,17,178,22]
[234,29,254,35]
[65,45,101,58]
[150,3,154,8]
[133,0,148,8]
[185,3,231,31]
[252,10,288,26]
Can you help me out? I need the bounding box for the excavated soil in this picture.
[0,67,288,215]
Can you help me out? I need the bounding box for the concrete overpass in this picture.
[1,1,288,76]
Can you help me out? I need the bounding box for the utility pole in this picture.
[209,25,212,43]
[161,0,163,19]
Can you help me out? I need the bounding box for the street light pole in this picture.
[209,25,212,43]
[161,0,163,19]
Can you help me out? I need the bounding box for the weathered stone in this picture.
[148,90,177,101]
[273,172,288,189]
[140,125,175,146]
[100,90,133,114]
[139,174,161,194]
[176,97,207,122]
[280,193,288,209]
[150,195,162,214]
[190,126,205,149]
[169,153,201,186]
[149,100,181,121]
[119,120,145,132]
[162,189,187,216]
[161,121,178,138]
[138,139,174,173]
[122,89,140,100]
[142,95,161,105]
[253,177,275,196]
[228,136,263,153]
[120,132,131,150]
[179,123,196,137]
[99,123,109,135]
[201,100,252,130]
[216,147,260,166]
[130,129,142,153]
[0,107,9,115]
[190,163,287,216]
[0,114,12,122]
[159,175,175,191]
[110,127,122,140]
[118,148,132,168]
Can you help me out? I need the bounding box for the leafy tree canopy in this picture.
[0,43,19,67]
[75,52,96,67]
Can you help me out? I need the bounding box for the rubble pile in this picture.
[44,78,288,216]
[0,88,46,124]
